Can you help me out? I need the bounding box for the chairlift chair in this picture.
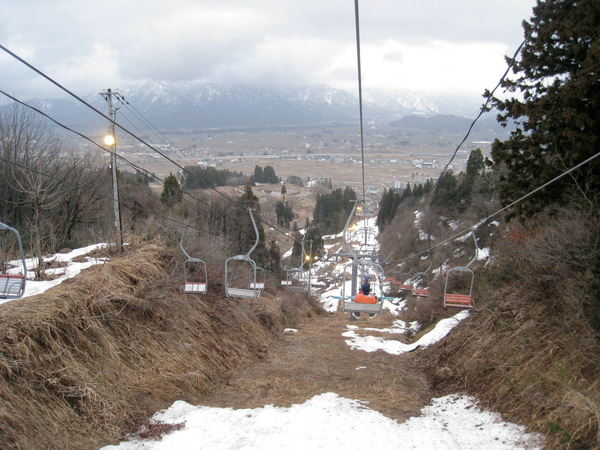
[282,268,307,293]
[444,233,478,309]
[393,262,414,292]
[342,258,385,317]
[225,208,265,299]
[280,240,308,293]
[0,222,27,300]
[411,250,432,298]
[179,226,208,294]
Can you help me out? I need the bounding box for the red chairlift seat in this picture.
[443,233,478,309]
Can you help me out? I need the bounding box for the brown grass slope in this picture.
[418,211,600,449]
[0,239,322,449]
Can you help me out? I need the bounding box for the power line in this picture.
[0,44,240,208]
[353,0,367,243]
[384,1,556,266]
[421,0,554,206]
[0,89,224,218]
[0,45,349,249]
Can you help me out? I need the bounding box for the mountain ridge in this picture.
[21,82,489,131]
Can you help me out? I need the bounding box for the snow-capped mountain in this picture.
[23,82,483,131]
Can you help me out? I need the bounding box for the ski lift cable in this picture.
[393,145,600,266]
[0,89,223,220]
[0,46,324,250]
[353,0,368,249]
[1,90,301,254]
[420,0,554,208]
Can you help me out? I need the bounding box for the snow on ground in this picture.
[1,243,109,305]
[343,310,470,355]
[101,392,542,450]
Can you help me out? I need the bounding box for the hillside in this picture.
[1,218,549,450]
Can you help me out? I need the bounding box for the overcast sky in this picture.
[1,0,537,101]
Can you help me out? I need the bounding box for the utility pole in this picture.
[101,88,123,251]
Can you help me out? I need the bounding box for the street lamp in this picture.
[104,135,115,146]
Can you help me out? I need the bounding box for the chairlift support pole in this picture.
[342,200,359,296]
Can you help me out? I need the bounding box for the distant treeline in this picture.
[312,186,357,234]
[182,164,282,190]
[377,148,487,230]
[377,180,434,230]
[181,166,247,190]
[251,165,279,184]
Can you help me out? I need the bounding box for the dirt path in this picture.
[202,309,432,422]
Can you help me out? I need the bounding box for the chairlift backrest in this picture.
[0,222,27,300]
[179,226,208,294]
[443,232,478,309]
[225,208,265,299]
[410,250,432,297]
[280,239,308,293]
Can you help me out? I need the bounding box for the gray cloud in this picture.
[0,0,537,101]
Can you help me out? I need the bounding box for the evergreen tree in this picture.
[281,184,287,195]
[466,148,485,178]
[231,184,266,261]
[303,223,324,269]
[275,201,285,226]
[263,165,279,183]
[488,0,600,218]
[160,173,183,208]
[290,222,303,267]
[312,186,357,234]
[431,171,459,210]
[275,200,293,228]
[253,165,264,183]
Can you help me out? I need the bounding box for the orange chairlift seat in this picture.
[0,222,27,300]
[341,202,386,316]
[444,233,478,309]
[179,226,208,294]
[343,258,386,316]
[392,261,414,292]
[224,208,265,299]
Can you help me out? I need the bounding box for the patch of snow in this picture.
[101,392,543,450]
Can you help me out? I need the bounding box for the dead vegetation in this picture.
[0,237,322,449]
[417,209,600,449]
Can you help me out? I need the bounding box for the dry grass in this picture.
[0,237,321,449]
[200,309,432,423]
[417,209,600,449]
